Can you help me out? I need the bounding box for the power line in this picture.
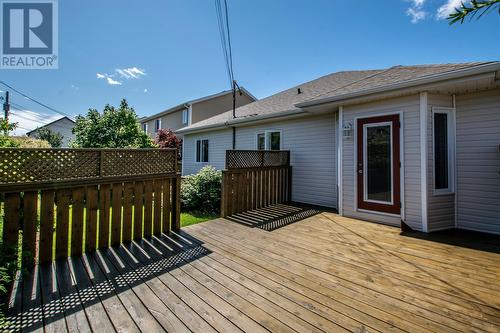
[0,81,73,118]
[214,0,234,87]
[10,108,45,122]
[223,0,234,83]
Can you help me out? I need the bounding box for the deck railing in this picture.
[221,150,292,217]
[0,148,181,268]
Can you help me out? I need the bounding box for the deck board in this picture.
[6,208,500,332]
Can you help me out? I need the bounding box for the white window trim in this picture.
[432,106,456,196]
[154,118,162,132]
[255,130,283,150]
[195,138,209,163]
[362,121,394,206]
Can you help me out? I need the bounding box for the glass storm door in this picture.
[357,115,401,214]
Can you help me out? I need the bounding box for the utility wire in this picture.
[0,81,73,118]
[214,0,235,87]
[223,0,234,83]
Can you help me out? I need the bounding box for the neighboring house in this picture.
[26,116,75,147]
[178,62,500,235]
[140,88,256,138]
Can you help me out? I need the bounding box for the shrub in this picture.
[33,127,63,147]
[0,136,51,148]
[153,129,182,159]
[181,166,222,214]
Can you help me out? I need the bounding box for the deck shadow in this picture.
[3,231,210,332]
[401,228,500,254]
[226,203,322,231]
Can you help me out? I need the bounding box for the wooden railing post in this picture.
[221,170,228,218]
[172,174,181,231]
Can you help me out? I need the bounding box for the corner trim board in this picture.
[420,92,428,232]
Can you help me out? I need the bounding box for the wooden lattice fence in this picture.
[0,148,181,267]
[221,150,292,217]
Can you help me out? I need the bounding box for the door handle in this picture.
[358,170,363,174]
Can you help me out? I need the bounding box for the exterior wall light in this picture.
[342,122,353,138]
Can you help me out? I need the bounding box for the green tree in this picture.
[33,127,63,148]
[448,0,500,24]
[72,99,156,148]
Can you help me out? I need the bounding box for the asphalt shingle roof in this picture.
[179,62,493,132]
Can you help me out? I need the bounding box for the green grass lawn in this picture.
[181,211,218,227]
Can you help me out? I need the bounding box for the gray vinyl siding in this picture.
[182,129,232,175]
[234,113,337,208]
[342,95,423,230]
[182,113,338,208]
[455,89,500,234]
[427,94,455,231]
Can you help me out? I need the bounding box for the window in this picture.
[257,133,265,150]
[154,119,161,132]
[433,108,455,194]
[196,139,209,162]
[182,109,188,125]
[142,123,148,132]
[256,130,281,150]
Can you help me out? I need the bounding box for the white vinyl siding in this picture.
[182,113,337,208]
[235,113,337,208]
[455,89,500,234]
[427,94,455,232]
[182,129,232,175]
[342,95,422,230]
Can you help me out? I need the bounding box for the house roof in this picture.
[26,116,75,135]
[140,87,257,123]
[177,62,500,134]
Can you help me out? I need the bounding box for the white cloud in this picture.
[406,0,428,23]
[106,77,122,85]
[437,0,466,19]
[143,88,148,93]
[96,67,145,86]
[9,109,61,136]
[407,7,427,23]
[116,67,146,79]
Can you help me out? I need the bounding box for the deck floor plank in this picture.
[90,250,166,332]
[8,208,500,333]
[117,240,219,333]
[131,237,247,333]
[191,217,500,333]
[101,247,190,333]
[80,253,141,333]
[67,257,116,332]
[38,263,68,333]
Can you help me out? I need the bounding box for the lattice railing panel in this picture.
[225,150,290,169]
[0,149,101,184]
[101,149,177,177]
[0,148,177,185]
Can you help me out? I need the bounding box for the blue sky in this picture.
[4,0,499,134]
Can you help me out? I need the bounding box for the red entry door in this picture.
[357,114,401,214]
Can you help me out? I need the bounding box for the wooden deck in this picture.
[5,205,500,332]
